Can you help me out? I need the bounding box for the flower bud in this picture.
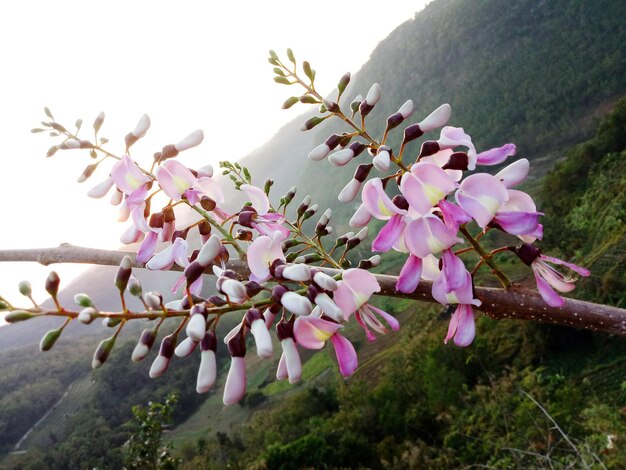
[329,148,355,166]
[350,94,363,114]
[93,112,105,133]
[281,292,314,316]
[186,305,207,342]
[78,307,98,324]
[373,147,391,172]
[296,195,312,218]
[338,179,361,203]
[77,163,97,183]
[314,293,343,322]
[40,327,63,352]
[18,280,32,297]
[279,338,301,384]
[337,72,351,95]
[197,235,221,267]
[149,335,175,378]
[247,309,273,358]
[4,310,35,323]
[92,336,116,369]
[365,83,381,107]
[176,129,204,152]
[419,103,451,133]
[223,356,246,405]
[197,332,218,393]
[349,203,372,227]
[115,256,132,292]
[87,177,114,199]
[143,291,162,310]
[313,272,338,291]
[175,336,198,358]
[128,276,142,297]
[45,271,60,299]
[419,140,441,158]
[281,264,312,281]
[302,204,318,221]
[132,328,157,362]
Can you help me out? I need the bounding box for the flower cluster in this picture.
[2,49,589,406]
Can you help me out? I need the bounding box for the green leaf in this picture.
[273,68,285,77]
[269,50,278,60]
[287,48,295,64]
[44,107,54,119]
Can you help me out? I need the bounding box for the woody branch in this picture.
[2,244,624,337]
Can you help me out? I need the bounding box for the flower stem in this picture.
[459,225,511,288]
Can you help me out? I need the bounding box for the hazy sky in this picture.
[0,1,431,307]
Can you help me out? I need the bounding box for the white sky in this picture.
[0,0,430,308]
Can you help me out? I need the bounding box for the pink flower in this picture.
[514,244,590,307]
[455,173,509,228]
[361,178,406,220]
[437,127,477,169]
[156,160,224,206]
[246,232,286,282]
[404,215,463,258]
[332,269,381,321]
[445,304,476,347]
[399,162,457,215]
[475,143,516,166]
[293,314,358,377]
[396,254,422,294]
[111,155,150,195]
[492,189,543,240]
[431,250,481,306]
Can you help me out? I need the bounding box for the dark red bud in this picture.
[403,124,423,143]
[149,212,165,229]
[442,152,469,171]
[227,329,246,357]
[354,163,373,183]
[514,243,542,266]
[200,196,216,211]
[201,331,217,352]
[419,140,440,158]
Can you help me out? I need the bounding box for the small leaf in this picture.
[100,137,109,144]
[242,167,251,183]
[273,68,285,77]
[269,50,278,60]
[221,169,229,175]
[44,107,54,119]
[268,58,279,66]
[49,132,59,137]
[31,128,45,133]
[287,48,295,64]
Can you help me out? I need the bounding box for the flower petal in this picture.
[241,184,270,215]
[396,254,423,294]
[330,334,358,377]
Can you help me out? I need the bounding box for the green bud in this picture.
[0,300,9,311]
[302,61,315,82]
[264,179,274,195]
[92,336,116,369]
[274,76,292,85]
[18,280,32,297]
[128,276,142,297]
[45,272,60,298]
[300,116,324,132]
[285,252,299,263]
[299,95,318,104]
[282,97,299,109]
[40,328,62,352]
[75,119,83,130]
[74,293,93,308]
[5,311,35,323]
[319,103,328,114]
[286,48,295,64]
[337,72,351,96]
[104,317,122,328]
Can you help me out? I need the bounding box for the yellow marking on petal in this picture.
[125,174,142,190]
[173,175,190,193]
[313,328,333,342]
[423,184,444,205]
[427,236,444,254]
[377,199,392,216]
[445,292,459,304]
[477,195,500,215]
